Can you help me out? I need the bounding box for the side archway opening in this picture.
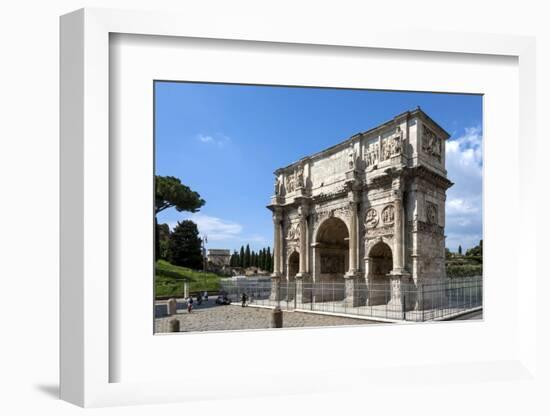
[288,251,299,281]
[368,241,393,305]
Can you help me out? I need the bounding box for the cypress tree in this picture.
[458,245,462,255]
[245,244,251,268]
[259,248,265,270]
[239,246,245,268]
[266,247,272,272]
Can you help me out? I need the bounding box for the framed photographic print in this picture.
[60,7,538,408]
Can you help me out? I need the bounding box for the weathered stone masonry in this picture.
[267,108,453,311]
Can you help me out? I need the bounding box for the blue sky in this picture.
[155,82,482,253]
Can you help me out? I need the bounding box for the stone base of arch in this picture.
[343,274,366,307]
[387,271,413,312]
[269,275,281,302]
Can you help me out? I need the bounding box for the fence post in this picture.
[402,294,406,321]
[169,319,180,332]
[421,284,425,321]
[271,306,283,328]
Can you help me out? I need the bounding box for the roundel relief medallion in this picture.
[365,208,379,228]
[426,202,438,225]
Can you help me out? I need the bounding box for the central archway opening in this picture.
[368,241,393,305]
[315,217,349,301]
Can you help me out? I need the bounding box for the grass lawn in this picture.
[155,259,223,298]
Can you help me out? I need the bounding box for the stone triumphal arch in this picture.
[267,108,453,311]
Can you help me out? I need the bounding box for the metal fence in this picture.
[218,276,482,322]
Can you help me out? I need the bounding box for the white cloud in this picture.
[446,125,482,175]
[196,133,232,148]
[444,126,483,252]
[447,198,479,216]
[178,213,242,241]
[246,234,270,244]
[197,134,214,143]
[166,213,269,250]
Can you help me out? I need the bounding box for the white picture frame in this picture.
[60,7,539,408]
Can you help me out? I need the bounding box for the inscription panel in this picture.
[310,148,348,189]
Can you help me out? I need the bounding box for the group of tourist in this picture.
[185,291,208,313]
[184,291,252,312]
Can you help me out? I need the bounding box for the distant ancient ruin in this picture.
[206,249,231,275]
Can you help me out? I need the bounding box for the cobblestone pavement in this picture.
[155,302,381,333]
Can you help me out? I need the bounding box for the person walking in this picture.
[241,292,248,308]
[187,296,194,313]
[197,292,202,306]
[204,291,208,301]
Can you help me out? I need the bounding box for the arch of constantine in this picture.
[267,108,453,312]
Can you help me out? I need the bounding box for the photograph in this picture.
[153,82,483,333]
[1,0,543,412]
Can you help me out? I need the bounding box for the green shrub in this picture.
[446,264,482,278]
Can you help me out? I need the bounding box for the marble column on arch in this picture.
[270,207,283,302]
[295,204,310,304]
[344,191,360,307]
[388,180,411,312]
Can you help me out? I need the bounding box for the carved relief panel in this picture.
[364,142,380,168]
[283,164,305,195]
[381,127,403,161]
[285,172,296,193]
[422,126,442,161]
[311,205,351,225]
[381,204,395,225]
[286,222,300,241]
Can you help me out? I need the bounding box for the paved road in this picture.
[448,309,483,320]
[155,301,381,333]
